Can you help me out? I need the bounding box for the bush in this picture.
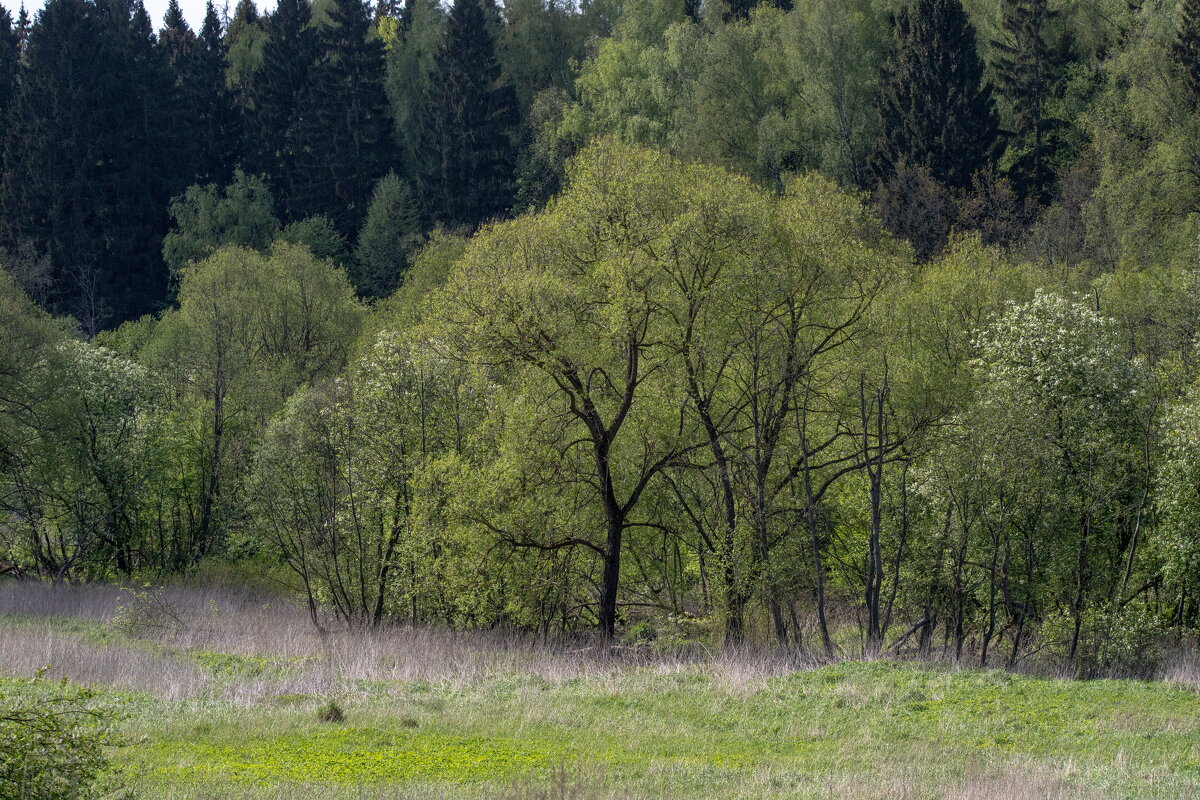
[317,700,344,723]
[0,677,130,799]
[111,584,182,639]
[1041,603,1167,677]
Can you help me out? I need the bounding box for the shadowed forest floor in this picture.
[1,582,1198,799]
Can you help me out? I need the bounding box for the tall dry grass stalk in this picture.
[4,579,1197,705]
[0,580,813,702]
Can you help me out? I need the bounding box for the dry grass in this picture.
[1158,649,1200,689]
[4,580,1199,800]
[0,580,811,702]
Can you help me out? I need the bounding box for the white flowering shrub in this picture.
[968,291,1153,670]
[1157,382,1200,594]
[972,291,1146,461]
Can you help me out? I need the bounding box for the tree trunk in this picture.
[1067,510,1091,672]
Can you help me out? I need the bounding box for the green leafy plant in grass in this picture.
[0,675,132,799]
[317,700,345,723]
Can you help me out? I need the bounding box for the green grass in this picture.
[4,610,1200,799]
[81,662,1198,798]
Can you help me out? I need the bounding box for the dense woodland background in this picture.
[4,0,1200,676]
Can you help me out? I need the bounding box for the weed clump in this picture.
[317,700,344,723]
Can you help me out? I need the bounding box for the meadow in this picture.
[1,580,1199,800]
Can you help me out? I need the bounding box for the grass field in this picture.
[2,581,1199,799]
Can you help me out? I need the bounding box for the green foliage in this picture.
[7,0,1200,666]
[112,584,184,639]
[1156,380,1200,595]
[143,242,365,561]
[162,171,281,273]
[317,700,345,723]
[384,0,443,179]
[871,0,1000,189]
[279,215,349,265]
[353,172,424,297]
[250,321,475,625]
[0,677,129,800]
[0,332,168,578]
[1081,4,1200,269]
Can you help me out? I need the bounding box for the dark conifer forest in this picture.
[4,0,1200,678]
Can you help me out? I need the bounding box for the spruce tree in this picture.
[14,3,27,48]
[159,0,196,71]
[1,0,178,326]
[870,0,999,190]
[0,7,18,149]
[1174,0,1200,103]
[354,172,422,296]
[226,0,260,42]
[224,0,265,127]
[115,0,187,313]
[288,0,392,231]
[159,0,202,182]
[417,0,517,228]
[250,0,315,197]
[992,0,1069,202]
[160,0,237,186]
[195,0,238,183]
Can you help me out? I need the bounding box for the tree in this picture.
[146,243,364,559]
[795,0,889,188]
[384,0,442,181]
[1080,6,1200,270]
[416,0,518,228]
[224,0,265,120]
[870,0,999,189]
[991,0,1071,201]
[159,0,197,73]
[288,0,392,233]
[430,141,710,639]
[192,0,238,184]
[0,678,128,799]
[353,171,423,297]
[1173,0,1200,103]
[279,215,349,264]
[1,0,182,328]
[249,0,315,197]
[1157,380,1200,623]
[0,5,19,161]
[251,327,473,626]
[0,328,165,579]
[14,2,26,48]
[0,269,64,498]
[162,170,280,272]
[499,0,588,120]
[971,292,1150,672]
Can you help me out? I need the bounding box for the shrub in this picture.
[1041,603,1167,677]
[317,700,344,723]
[0,677,130,799]
[111,584,183,639]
